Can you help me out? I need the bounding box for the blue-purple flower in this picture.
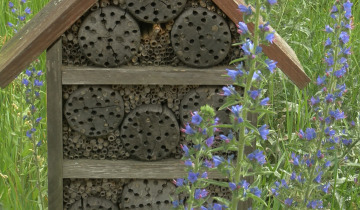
[9,1,14,8]
[174,178,184,187]
[222,85,236,96]
[229,182,237,191]
[339,31,350,43]
[250,187,261,197]
[265,59,277,73]
[237,22,248,34]
[265,32,275,44]
[248,89,261,100]
[194,189,208,199]
[258,124,269,140]
[188,172,199,183]
[284,198,293,206]
[205,136,214,147]
[329,109,345,120]
[260,97,270,106]
[267,0,277,5]
[305,128,316,140]
[191,111,202,125]
[320,182,330,193]
[247,150,266,165]
[182,123,195,135]
[238,4,252,15]
[213,156,224,167]
[181,144,189,156]
[25,7,31,14]
[314,171,323,183]
[226,68,243,81]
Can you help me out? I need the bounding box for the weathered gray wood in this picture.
[212,0,310,89]
[62,66,233,85]
[171,7,231,67]
[0,0,97,88]
[63,159,224,179]
[47,40,63,210]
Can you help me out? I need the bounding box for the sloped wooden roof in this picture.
[0,0,310,89]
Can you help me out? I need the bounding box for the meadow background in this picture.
[0,0,359,209]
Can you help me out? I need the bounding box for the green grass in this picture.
[0,0,359,209]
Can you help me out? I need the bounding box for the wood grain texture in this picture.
[212,0,310,89]
[62,66,233,85]
[0,0,97,88]
[46,40,63,210]
[63,159,224,179]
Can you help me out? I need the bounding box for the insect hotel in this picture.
[0,0,309,209]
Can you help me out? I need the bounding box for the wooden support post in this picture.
[47,39,63,210]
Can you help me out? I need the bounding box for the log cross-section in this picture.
[0,0,97,88]
[212,0,311,89]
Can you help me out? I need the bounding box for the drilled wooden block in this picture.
[126,0,187,23]
[180,87,230,126]
[120,105,179,161]
[171,7,231,67]
[121,179,176,209]
[69,197,119,210]
[78,6,141,67]
[64,86,125,137]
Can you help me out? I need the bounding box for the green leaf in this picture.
[244,121,259,135]
[218,100,240,111]
[250,108,277,115]
[202,179,229,188]
[213,124,233,129]
[230,57,247,64]
[247,193,268,207]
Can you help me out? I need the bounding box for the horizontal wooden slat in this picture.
[62,66,233,85]
[63,159,224,179]
[0,0,97,88]
[212,0,310,89]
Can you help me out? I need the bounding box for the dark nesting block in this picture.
[121,179,176,209]
[171,7,231,67]
[126,0,187,23]
[120,105,179,161]
[69,197,119,210]
[64,86,125,137]
[78,6,141,67]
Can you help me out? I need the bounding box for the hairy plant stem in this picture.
[231,0,261,209]
[186,138,202,210]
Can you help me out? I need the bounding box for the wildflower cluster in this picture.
[174,0,278,209]
[270,1,359,209]
[7,1,45,209]
[7,0,31,33]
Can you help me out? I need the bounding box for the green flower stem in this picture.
[231,0,261,209]
[186,139,202,210]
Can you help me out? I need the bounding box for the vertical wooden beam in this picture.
[46,39,63,210]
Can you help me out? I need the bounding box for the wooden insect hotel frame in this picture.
[0,0,310,209]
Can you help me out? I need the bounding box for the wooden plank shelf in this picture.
[63,159,224,179]
[62,66,233,85]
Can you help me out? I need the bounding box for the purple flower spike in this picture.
[258,124,269,140]
[191,111,202,125]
